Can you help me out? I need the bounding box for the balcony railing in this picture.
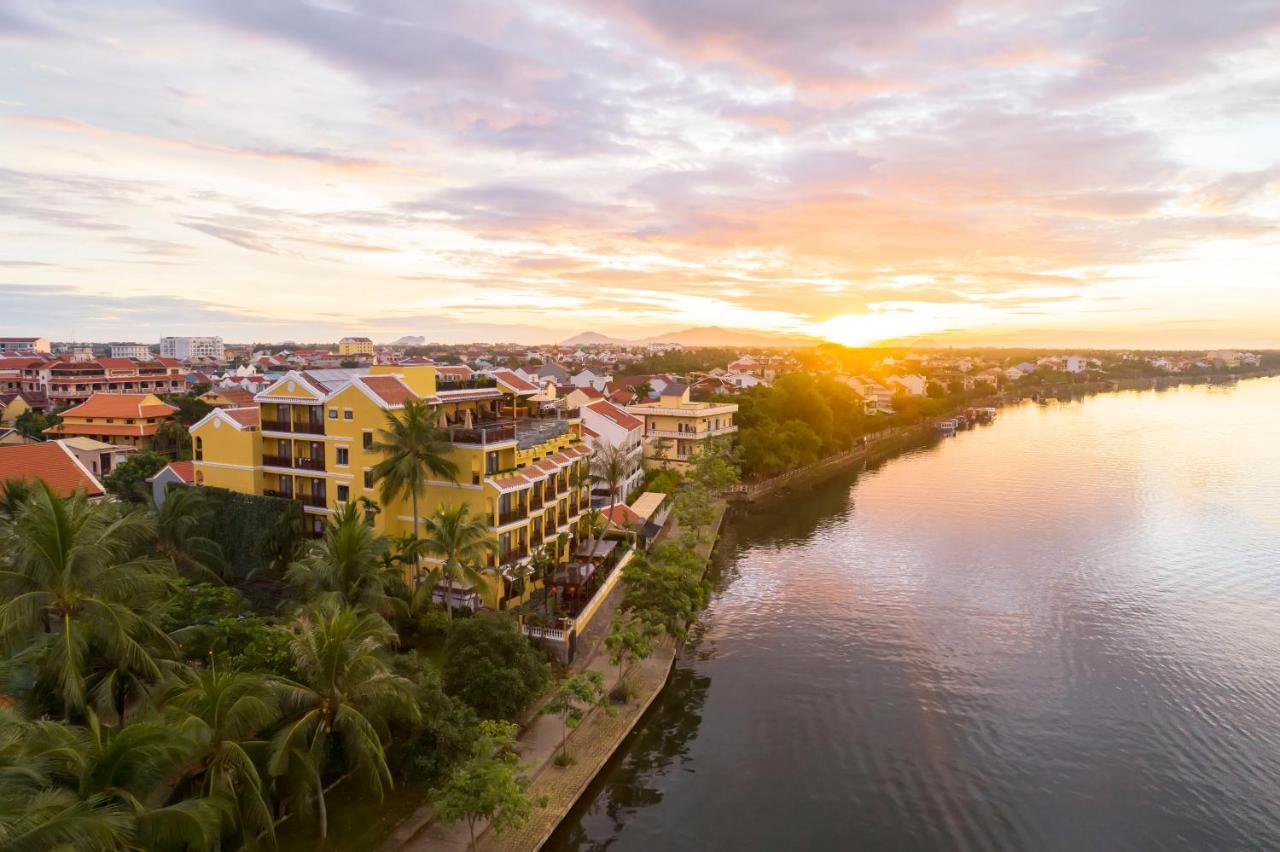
[262,454,325,472]
[447,423,516,445]
[499,546,529,564]
[497,507,528,526]
[263,489,327,508]
[262,419,325,435]
[645,425,737,439]
[529,493,544,510]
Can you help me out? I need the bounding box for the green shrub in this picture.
[442,617,550,720]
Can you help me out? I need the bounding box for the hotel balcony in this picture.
[645,425,738,440]
[262,454,326,472]
[499,545,529,565]
[262,418,325,436]
[497,506,529,526]
[263,489,327,509]
[447,412,578,449]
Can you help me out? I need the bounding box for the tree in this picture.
[102,451,169,502]
[621,545,705,643]
[269,603,418,839]
[441,618,549,720]
[416,504,495,621]
[152,485,227,582]
[434,721,535,851]
[12,408,57,442]
[152,418,191,458]
[0,483,175,719]
[604,613,655,699]
[542,671,607,765]
[286,502,402,618]
[588,441,629,566]
[370,399,459,581]
[160,665,280,846]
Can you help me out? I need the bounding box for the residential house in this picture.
[886,374,927,397]
[44,393,179,451]
[839,376,895,415]
[58,436,135,477]
[199,387,258,408]
[0,392,32,425]
[570,369,611,392]
[0,441,105,498]
[0,336,51,354]
[149,460,196,507]
[1064,356,1088,374]
[190,364,593,608]
[563,386,604,410]
[109,342,151,360]
[626,383,737,467]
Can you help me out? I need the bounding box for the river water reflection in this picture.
[547,378,1280,851]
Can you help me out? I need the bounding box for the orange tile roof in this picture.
[360,375,418,406]
[60,393,178,420]
[207,387,256,407]
[0,442,104,497]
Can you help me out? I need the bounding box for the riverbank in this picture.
[385,502,728,852]
[731,367,1280,503]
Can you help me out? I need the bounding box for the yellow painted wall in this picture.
[0,395,31,425]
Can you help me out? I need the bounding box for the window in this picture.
[363,470,374,489]
[486,451,499,475]
[337,484,349,503]
[194,437,203,461]
[328,408,338,419]
[344,409,353,420]
[362,431,373,450]
[336,447,349,466]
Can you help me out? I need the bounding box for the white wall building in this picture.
[160,336,225,361]
[109,342,152,360]
[1064,356,1087,374]
[0,336,51,354]
[570,368,612,392]
[580,400,645,504]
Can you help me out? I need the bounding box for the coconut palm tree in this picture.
[269,603,418,839]
[161,664,280,846]
[415,504,496,621]
[0,482,175,719]
[588,442,629,565]
[369,399,458,584]
[152,485,227,583]
[286,502,402,619]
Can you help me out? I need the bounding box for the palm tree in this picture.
[269,603,418,839]
[0,477,32,520]
[0,482,175,719]
[369,399,459,584]
[416,504,496,621]
[153,485,227,583]
[161,664,280,846]
[286,502,402,619]
[588,442,630,566]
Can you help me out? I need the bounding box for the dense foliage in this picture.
[442,618,552,720]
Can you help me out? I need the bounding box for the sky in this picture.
[1,0,1279,349]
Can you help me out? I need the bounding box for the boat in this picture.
[936,419,958,436]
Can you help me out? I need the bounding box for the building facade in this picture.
[0,336,51,354]
[190,364,594,607]
[338,336,375,357]
[109,342,152,360]
[160,336,225,361]
[626,384,737,467]
[45,393,179,451]
[579,400,645,503]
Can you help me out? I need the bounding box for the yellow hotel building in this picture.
[626,383,738,467]
[189,364,592,607]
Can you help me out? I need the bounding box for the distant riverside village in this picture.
[0,330,1276,849]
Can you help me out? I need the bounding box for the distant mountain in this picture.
[558,326,817,349]
[392,335,426,346]
[559,331,630,346]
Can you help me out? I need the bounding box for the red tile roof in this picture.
[160,460,195,483]
[47,422,161,437]
[604,504,645,527]
[584,400,643,431]
[575,386,604,399]
[360,375,418,406]
[492,370,539,393]
[608,389,637,405]
[96,358,140,370]
[59,394,178,420]
[223,407,261,428]
[206,387,256,407]
[0,442,104,497]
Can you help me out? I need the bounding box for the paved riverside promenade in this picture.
[387,503,726,852]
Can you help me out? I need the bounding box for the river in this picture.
[546,378,1280,851]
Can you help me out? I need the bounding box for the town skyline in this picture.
[4,2,1280,348]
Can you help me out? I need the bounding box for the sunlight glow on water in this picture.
[548,378,1280,852]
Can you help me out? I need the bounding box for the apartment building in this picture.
[160,336,225,361]
[190,364,593,607]
[338,336,375,357]
[626,383,737,467]
[0,336,51,354]
[109,342,152,360]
